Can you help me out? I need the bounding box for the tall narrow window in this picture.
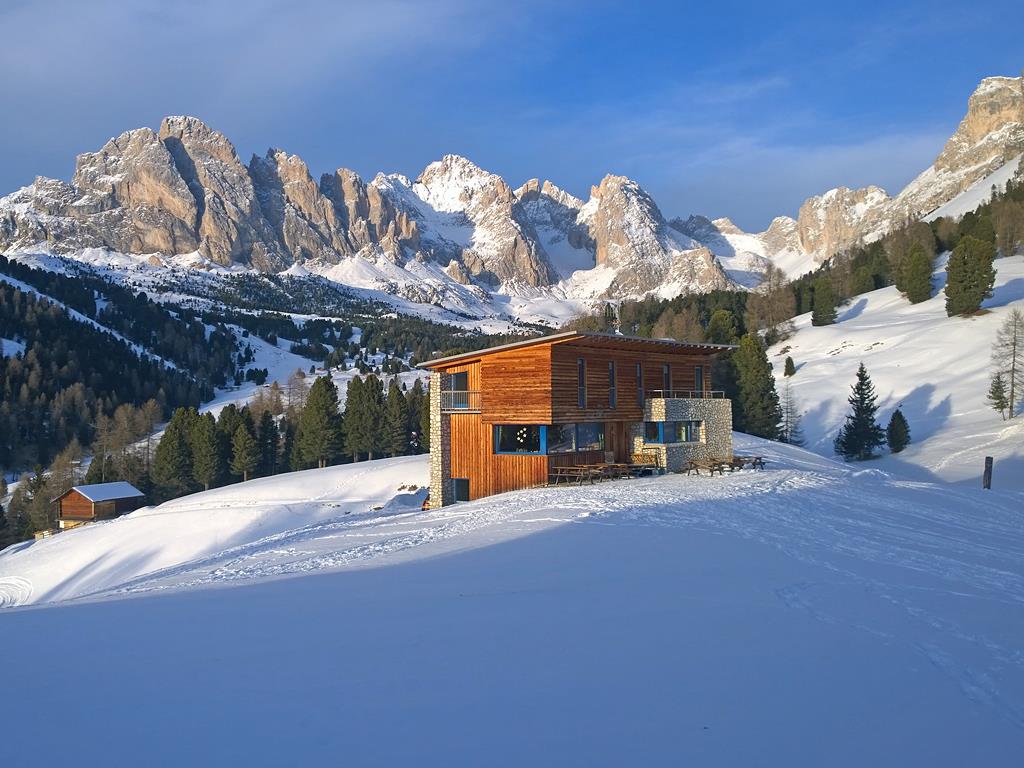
[662,364,671,395]
[636,362,644,407]
[577,358,586,408]
[608,361,617,409]
[694,365,704,395]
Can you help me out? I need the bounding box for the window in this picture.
[643,421,702,444]
[608,361,617,409]
[636,362,644,407]
[577,358,586,408]
[694,365,704,395]
[575,423,605,451]
[662,364,671,394]
[453,478,470,502]
[450,371,469,391]
[494,424,545,454]
[547,424,577,454]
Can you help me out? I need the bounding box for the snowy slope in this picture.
[1,436,1023,765]
[770,254,1024,487]
[924,153,1022,222]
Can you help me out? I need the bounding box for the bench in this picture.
[684,458,729,476]
[549,466,604,486]
[629,452,661,477]
[731,455,766,471]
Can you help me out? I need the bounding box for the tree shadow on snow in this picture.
[838,298,869,323]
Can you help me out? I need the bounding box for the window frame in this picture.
[577,358,586,408]
[662,363,671,394]
[608,360,617,409]
[493,424,547,455]
[636,362,644,407]
[694,365,704,395]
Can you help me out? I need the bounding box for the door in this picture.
[453,478,470,502]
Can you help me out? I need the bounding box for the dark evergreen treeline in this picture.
[0,282,209,471]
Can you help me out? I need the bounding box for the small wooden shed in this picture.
[56,482,146,530]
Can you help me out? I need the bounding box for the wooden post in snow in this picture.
[983,456,993,490]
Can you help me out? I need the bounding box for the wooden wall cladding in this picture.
[449,412,547,500]
[59,492,94,520]
[550,341,719,423]
[480,346,553,424]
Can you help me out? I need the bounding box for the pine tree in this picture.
[811,275,837,326]
[407,378,426,453]
[344,377,367,460]
[384,381,410,457]
[419,386,431,452]
[705,309,739,345]
[945,236,996,317]
[731,333,782,439]
[231,423,259,482]
[992,308,1024,418]
[0,474,7,499]
[190,412,222,491]
[152,408,195,500]
[988,372,1010,420]
[886,408,911,453]
[362,375,386,459]
[783,356,796,377]
[901,243,933,304]
[257,410,279,475]
[834,363,886,461]
[298,376,343,469]
[780,380,804,446]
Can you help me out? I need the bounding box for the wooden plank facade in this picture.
[423,332,732,504]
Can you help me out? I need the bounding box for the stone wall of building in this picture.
[428,371,453,507]
[631,397,733,471]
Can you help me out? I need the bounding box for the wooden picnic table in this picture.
[685,455,766,476]
[548,466,603,486]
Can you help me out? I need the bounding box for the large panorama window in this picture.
[644,420,702,444]
[494,424,545,454]
[543,423,607,454]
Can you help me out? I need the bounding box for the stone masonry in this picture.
[631,397,733,472]
[428,371,453,507]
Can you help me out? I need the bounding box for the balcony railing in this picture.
[441,390,482,413]
[647,390,725,399]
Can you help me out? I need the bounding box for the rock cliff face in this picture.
[792,76,1024,260]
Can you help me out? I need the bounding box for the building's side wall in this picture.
[551,342,718,424]
[59,492,94,521]
[632,398,733,471]
[480,346,552,424]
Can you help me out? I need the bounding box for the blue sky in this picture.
[1,0,1022,230]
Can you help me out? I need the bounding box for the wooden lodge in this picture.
[55,482,146,530]
[420,331,735,506]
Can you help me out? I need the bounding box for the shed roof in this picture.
[418,331,736,370]
[65,482,145,503]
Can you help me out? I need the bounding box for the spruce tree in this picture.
[811,275,837,326]
[231,423,259,482]
[344,377,367,460]
[298,376,343,469]
[419,388,431,452]
[834,363,886,461]
[152,408,195,500]
[783,356,796,377]
[945,236,996,317]
[901,243,933,304]
[384,381,410,457]
[362,375,387,459]
[257,410,279,475]
[190,412,222,491]
[731,333,782,439]
[407,378,426,453]
[705,309,739,345]
[988,372,1009,420]
[886,408,911,453]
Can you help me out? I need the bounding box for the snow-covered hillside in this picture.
[2,437,1023,765]
[770,254,1024,488]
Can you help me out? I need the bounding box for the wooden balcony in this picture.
[441,390,482,413]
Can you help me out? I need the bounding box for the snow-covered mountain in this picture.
[2,75,1023,326]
